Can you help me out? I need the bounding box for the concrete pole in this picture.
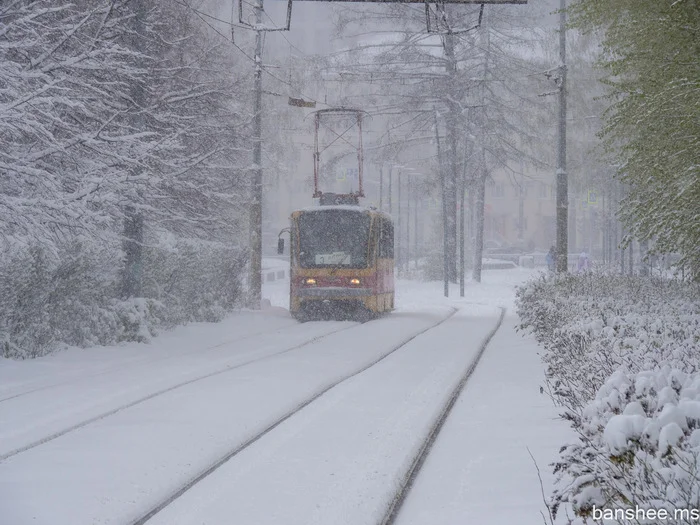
[248,0,264,308]
[555,0,569,273]
[459,157,466,296]
[397,169,402,276]
[444,32,458,282]
[414,178,419,270]
[122,0,146,299]
[406,175,411,274]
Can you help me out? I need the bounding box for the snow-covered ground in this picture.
[0,267,570,525]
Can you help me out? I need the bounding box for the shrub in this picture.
[0,237,244,359]
[516,273,700,524]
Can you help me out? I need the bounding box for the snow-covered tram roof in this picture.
[293,205,393,222]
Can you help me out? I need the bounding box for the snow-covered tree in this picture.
[567,0,700,278]
[0,0,251,357]
[331,2,551,282]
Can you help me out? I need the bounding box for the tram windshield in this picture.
[297,209,371,269]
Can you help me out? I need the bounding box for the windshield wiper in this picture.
[329,253,350,275]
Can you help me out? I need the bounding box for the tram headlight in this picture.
[349,278,361,285]
[304,278,317,285]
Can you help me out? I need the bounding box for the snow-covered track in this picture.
[379,306,506,525]
[128,308,458,525]
[0,323,300,404]
[0,322,360,461]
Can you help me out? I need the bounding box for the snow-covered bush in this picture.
[516,273,700,524]
[0,239,244,359]
[0,242,119,358]
[141,239,245,326]
[553,367,700,524]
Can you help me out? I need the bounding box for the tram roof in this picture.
[294,204,392,221]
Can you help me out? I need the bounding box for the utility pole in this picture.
[459,155,466,296]
[555,0,569,273]
[122,0,146,299]
[397,169,402,276]
[406,175,411,274]
[249,0,264,308]
[444,32,458,283]
[414,178,419,273]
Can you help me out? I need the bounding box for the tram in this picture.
[281,194,394,321]
[278,107,393,321]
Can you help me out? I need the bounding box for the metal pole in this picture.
[397,169,402,277]
[313,113,320,197]
[357,112,364,197]
[555,0,568,273]
[406,175,411,274]
[414,177,419,275]
[249,0,264,308]
[460,156,466,297]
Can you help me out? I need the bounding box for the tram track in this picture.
[0,321,360,462]
[378,306,506,525]
[0,323,298,404]
[127,307,459,525]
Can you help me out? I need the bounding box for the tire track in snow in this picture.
[0,322,360,462]
[378,306,507,525]
[128,307,459,525]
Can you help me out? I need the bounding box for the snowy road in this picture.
[0,269,569,525]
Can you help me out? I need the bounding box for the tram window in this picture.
[379,218,394,258]
[297,210,371,268]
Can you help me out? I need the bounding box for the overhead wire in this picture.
[178,0,326,108]
[173,0,246,29]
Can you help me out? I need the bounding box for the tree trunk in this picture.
[640,239,649,276]
[472,168,486,283]
[434,109,449,297]
[122,208,144,299]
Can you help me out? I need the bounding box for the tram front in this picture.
[289,205,376,321]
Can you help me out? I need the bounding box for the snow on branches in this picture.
[0,0,248,244]
[0,1,251,357]
[517,273,700,524]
